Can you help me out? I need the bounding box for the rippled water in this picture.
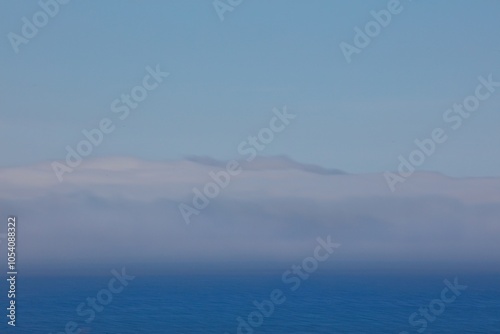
[4,273,500,333]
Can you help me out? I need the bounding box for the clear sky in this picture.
[1,0,499,177]
[1,1,500,275]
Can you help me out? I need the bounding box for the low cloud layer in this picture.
[1,156,499,274]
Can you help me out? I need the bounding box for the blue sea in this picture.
[2,272,499,333]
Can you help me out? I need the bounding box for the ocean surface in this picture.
[2,273,499,333]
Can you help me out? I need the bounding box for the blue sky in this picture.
[1,1,500,275]
[1,0,499,177]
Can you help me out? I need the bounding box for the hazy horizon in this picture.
[2,155,499,276]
